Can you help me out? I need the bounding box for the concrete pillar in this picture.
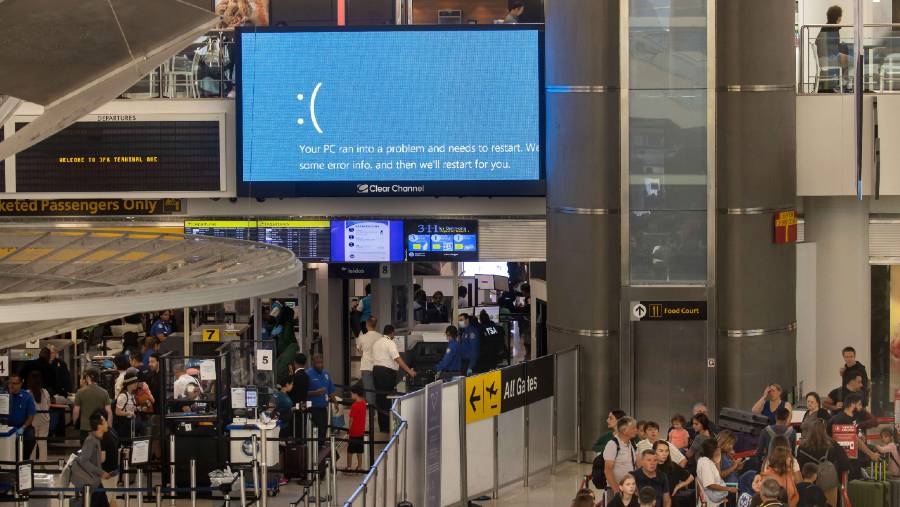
[545,0,620,453]
[716,0,798,407]
[804,197,871,395]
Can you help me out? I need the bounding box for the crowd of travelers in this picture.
[575,346,899,507]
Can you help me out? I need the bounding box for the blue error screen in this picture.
[237,27,543,197]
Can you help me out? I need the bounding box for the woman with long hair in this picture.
[26,371,50,460]
[686,413,713,460]
[715,430,744,483]
[606,473,639,507]
[755,446,799,507]
[654,441,694,507]
[797,417,849,506]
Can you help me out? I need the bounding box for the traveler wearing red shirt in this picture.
[347,384,367,471]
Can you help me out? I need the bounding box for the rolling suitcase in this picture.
[847,479,889,507]
[283,410,307,480]
[888,478,900,507]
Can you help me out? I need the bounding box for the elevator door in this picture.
[634,321,708,425]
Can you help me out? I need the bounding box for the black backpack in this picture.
[591,438,634,489]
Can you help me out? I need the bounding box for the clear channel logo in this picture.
[356,184,427,195]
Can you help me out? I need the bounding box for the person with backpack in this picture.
[797,462,828,507]
[600,417,639,494]
[796,418,849,507]
[756,407,797,462]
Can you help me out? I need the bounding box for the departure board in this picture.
[12,118,223,193]
[258,220,330,261]
[184,220,258,241]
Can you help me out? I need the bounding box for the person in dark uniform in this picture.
[473,311,506,373]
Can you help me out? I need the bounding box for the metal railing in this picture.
[798,23,900,94]
[342,346,581,506]
[121,30,236,99]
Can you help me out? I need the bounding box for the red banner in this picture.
[832,424,858,459]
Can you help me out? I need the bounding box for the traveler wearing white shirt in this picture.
[356,316,381,405]
[371,325,416,432]
[173,368,201,399]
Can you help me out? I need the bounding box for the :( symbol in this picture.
[295,83,323,134]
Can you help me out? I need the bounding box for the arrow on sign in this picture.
[469,385,481,412]
[633,304,647,319]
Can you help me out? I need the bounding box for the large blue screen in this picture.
[238,27,543,197]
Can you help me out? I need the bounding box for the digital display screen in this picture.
[258,220,331,261]
[12,119,222,192]
[237,26,544,197]
[330,220,404,262]
[405,220,478,261]
[184,220,258,242]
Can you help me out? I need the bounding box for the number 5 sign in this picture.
[256,349,273,371]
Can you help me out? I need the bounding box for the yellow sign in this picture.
[202,328,220,342]
[465,370,502,424]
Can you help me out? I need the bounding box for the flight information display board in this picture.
[330,220,404,262]
[237,26,544,197]
[184,220,258,241]
[9,116,223,193]
[405,220,478,261]
[258,220,331,261]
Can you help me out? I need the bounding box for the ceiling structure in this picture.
[0,228,302,345]
[0,0,217,160]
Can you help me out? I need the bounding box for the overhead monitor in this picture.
[330,220,404,262]
[258,220,331,261]
[405,219,478,261]
[184,220,258,242]
[237,25,544,197]
[6,115,225,195]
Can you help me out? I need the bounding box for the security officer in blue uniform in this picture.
[148,310,173,343]
[435,326,462,379]
[7,373,36,459]
[457,313,481,375]
[306,354,335,449]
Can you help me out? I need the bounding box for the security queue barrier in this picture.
[343,347,581,507]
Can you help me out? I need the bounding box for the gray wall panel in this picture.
[718,91,797,209]
[547,212,619,330]
[545,0,618,87]
[716,0,795,87]
[718,330,797,409]
[717,213,796,329]
[547,93,620,210]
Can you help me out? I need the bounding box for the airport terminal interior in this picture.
[3,0,900,506]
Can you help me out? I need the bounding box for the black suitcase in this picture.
[283,441,307,479]
[283,410,307,480]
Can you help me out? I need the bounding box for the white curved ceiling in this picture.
[0,228,302,345]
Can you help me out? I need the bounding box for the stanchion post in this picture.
[367,405,375,468]
[493,415,499,499]
[239,469,247,507]
[252,434,260,496]
[458,382,468,503]
[57,489,64,507]
[402,425,408,501]
[313,439,321,507]
[551,353,559,474]
[523,402,530,487]
[371,467,378,507]
[137,467,144,506]
[190,458,197,507]
[168,435,176,506]
[155,485,162,507]
[330,434,338,504]
[123,459,131,507]
[260,427,268,507]
[17,434,23,462]
[83,485,91,507]
[575,346,582,463]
